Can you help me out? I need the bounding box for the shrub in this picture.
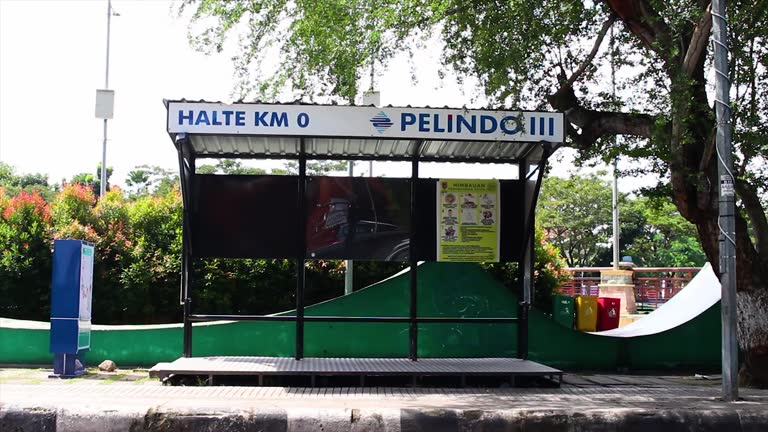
[0,191,53,319]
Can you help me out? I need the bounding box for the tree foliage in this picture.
[623,197,707,267]
[538,173,706,268]
[126,165,179,198]
[71,163,113,197]
[0,162,56,201]
[538,173,613,267]
[196,159,267,175]
[483,226,570,314]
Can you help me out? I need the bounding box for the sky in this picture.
[0,0,635,189]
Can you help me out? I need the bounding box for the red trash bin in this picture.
[597,297,621,331]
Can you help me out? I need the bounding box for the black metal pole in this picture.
[183,296,192,357]
[409,145,421,361]
[517,159,528,359]
[518,237,531,360]
[295,139,307,360]
[176,134,193,358]
[517,146,550,360]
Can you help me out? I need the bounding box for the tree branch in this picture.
[698,130,717,172]
[413,4,472,28]
[566,14,617,87]
[547,84,655,149]
[683,3,712,76]
[603,0,675,61]
[735,179,768,261]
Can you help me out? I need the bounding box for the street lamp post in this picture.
[609,24,620,270]
[96,0,117,198]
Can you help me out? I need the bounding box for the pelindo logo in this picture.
[369,111,393,133]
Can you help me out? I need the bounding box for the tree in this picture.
[622,197,707,268]
[70,172,96,188]
[197,159,267,175]
[181,0,768,385]
[283,160,350,176]
[71,163,113,197]
[537,173,707,268]
[125,169,150,195]
[125,165,178,197]
[0,162,56,201]
[537,173,613,267]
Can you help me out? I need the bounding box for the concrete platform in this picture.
[2,368,767,431]
[149,356,563,387]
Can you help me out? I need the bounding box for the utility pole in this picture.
[343,71,380,296]
[712,0,738,401]
[96,0,117,198]
[610,24,620,270]
[612,160,619,269]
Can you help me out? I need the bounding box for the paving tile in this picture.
[561,374,595,386]
[581,375,629,385]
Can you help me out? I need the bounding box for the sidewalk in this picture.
[2,368,767,431]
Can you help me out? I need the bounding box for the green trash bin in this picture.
[552,295,575,328]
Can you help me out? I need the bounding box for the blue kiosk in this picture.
[49,239,94,378]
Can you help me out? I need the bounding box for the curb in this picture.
[2,406,767,431]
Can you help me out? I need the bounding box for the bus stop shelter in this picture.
[154,100,565,386]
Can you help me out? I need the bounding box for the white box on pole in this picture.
[95,89,115,119]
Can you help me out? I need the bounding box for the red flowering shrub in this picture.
[51,182,95,228]
[0,190,53,319]
[3,191,51,223]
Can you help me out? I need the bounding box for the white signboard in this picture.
[167,102,565,143]
[79,244,94,321]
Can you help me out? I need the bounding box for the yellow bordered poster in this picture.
[437,179,500,262]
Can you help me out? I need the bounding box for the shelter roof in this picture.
[165,100,564,164]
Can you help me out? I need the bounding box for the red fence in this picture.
[559,267,701,309]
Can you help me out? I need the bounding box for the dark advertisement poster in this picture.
[306,177,411,261]
[192,175,299,258]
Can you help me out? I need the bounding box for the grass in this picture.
[0,366,162,386]
[0,368,47,383]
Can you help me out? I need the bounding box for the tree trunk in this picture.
[738,290,768,388]
[695,199,768,387]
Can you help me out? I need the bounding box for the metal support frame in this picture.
[189,152,527,165]
[296,139,307,360]
[517,159,530,359]
[189,315,520,323]
[176,134,195,358]
[408,141,424,361]
[174,131,557,362]
[517,146,550,359]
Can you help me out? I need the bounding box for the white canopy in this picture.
[592,264,720,338]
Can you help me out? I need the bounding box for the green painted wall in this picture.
[0,262,721,370]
